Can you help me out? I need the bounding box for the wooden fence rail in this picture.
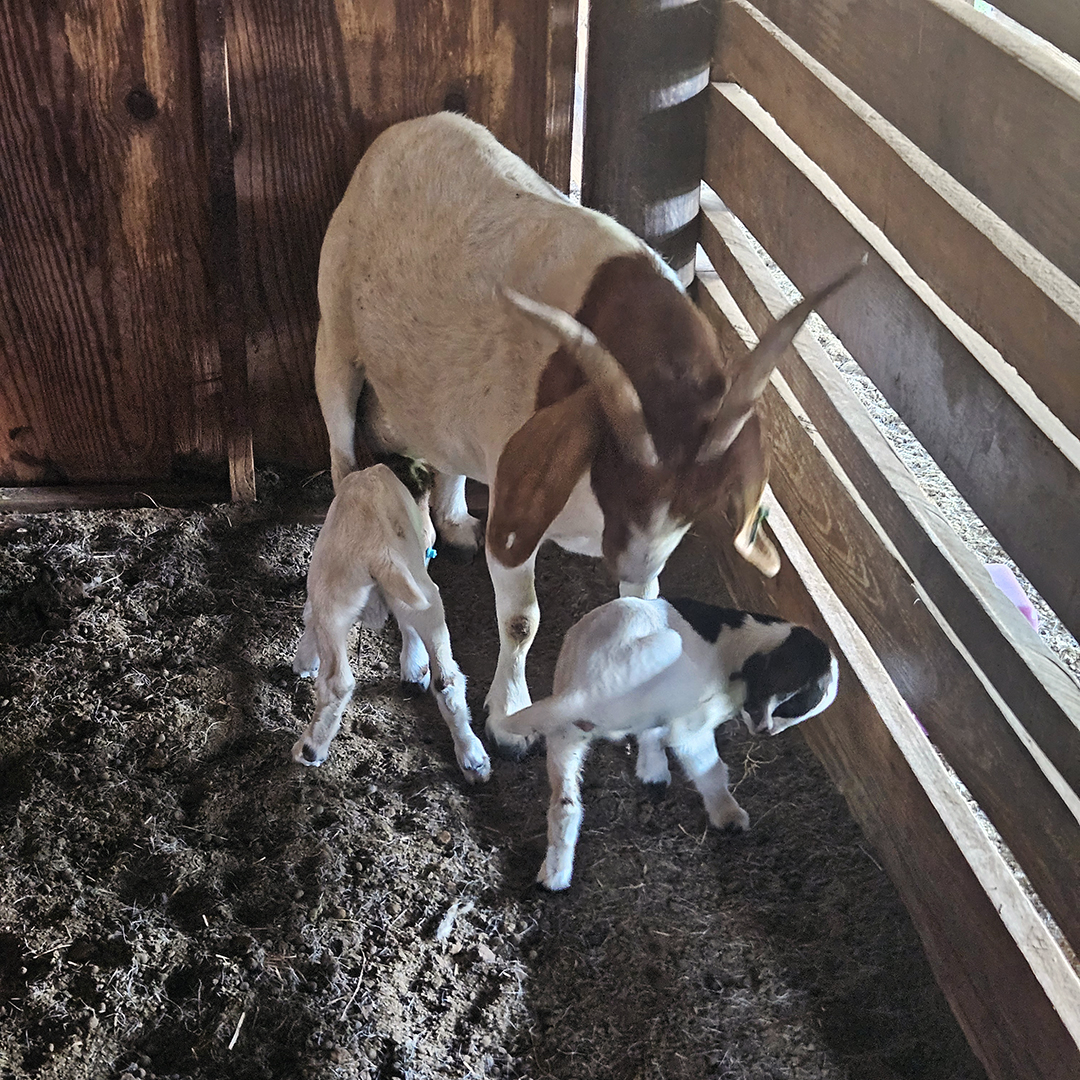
[704,2,1080,1077]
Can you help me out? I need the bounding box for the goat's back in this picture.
[317,113,650,479]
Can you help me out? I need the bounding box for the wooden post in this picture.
[581,0,714,285]
[196,0,256,503]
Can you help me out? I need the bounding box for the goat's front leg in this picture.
[539,727,591,891]
[619,578,660,601]
[398,600,490,784]
[669,724,749,831]
[484,549,540,757]
[292,619,356,766]
[432,472,483,563]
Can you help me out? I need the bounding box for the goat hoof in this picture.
[291,739,326,767]
[400,679,427,699]
[459,745,492,784]
[485,724,536,762]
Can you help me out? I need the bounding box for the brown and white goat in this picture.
[314,111,858,755]
[292,463,490,784]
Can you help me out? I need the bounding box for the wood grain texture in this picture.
[987,0,1080,62]
[227,0,576,468]
[700,195,1080,811]
[0,482,229,514]
[704,81,1080,643]
[196,0,255,502]
[715,0,1080,444]
[742,0,1080,287]
[582,0,714,281]
[0,0,224,484]
[671,506,1080,1080]
[696,272,1080,958]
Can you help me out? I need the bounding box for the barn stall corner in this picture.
[1,2,1079,1079]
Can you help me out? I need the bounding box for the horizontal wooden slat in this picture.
[695,275,1080,957]
[704,80,1080,643]
[714,0,1080,444]
[667,507,1080,1080]
[0,483,229,514]
[987,0,1080,63]
[741,0,1080,286]
[699,193,1080,818]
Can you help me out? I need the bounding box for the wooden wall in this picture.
[0,0,577,487]
[701,2,1080,1077]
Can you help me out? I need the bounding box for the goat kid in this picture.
[502,596,839,890]
[292,463,491,784]
[315,111,861,756]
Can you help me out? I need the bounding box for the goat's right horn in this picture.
[502,288,659,469]
[697,254,867,463]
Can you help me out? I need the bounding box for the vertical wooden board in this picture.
[227,0,575,468]
[744,0,1080,288]
[0,0,224,484]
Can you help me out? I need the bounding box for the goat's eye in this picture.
[773,686,820,719]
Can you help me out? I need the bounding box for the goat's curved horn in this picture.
[502,288,659,469]
[697,254,867,463]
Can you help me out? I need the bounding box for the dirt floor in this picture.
[0,468,987,1080]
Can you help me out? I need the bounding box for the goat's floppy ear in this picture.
[721,413,781,577]
[487,386,600,568]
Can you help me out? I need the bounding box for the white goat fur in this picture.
[314,112,855,756]
[315,114,683,744]
[292,464,490,784]
[503,597,839,890]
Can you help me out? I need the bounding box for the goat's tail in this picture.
[501,690,593,738]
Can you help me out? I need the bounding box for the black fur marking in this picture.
[737,626,832,719]
[302,744,318,763]
[665,596,781,643]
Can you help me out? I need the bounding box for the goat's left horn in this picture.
[697,254,867,463]
[502,288,659,469]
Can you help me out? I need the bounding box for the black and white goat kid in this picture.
[502,596,839,890]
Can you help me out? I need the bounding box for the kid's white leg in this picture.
[669,727,749,831]
[432,472,483,561]
[538,728,591,891]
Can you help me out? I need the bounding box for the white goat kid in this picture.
[503,596,839,890]
[315,111,860,756]
[292,464,490,784]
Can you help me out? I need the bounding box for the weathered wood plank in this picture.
[742,0,1080,286]
[668,507,1080,1080]
[196,0,255,503]
[699,194,1080,813]
[582,0,714,283]
[986,0,1080,63]
[695,271,1080,957]
[0,483,229,514]
[227,0,575,468]
[0,1,224,484]
[704,80,1080,643]
[715,0,1080,444]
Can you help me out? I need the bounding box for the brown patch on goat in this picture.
[573,720,596,732]
[507,616,532,643]
[534,254,764,560]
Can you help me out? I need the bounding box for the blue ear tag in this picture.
[426,547,437,561]
[747,506,769,546]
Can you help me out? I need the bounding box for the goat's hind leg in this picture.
[314,316,366,492]
[539,727,590,891]
[432,472,483,563]
[397,598,490,784]
[669,725,749,831]
[292,598,320,678]
[292,615,356,766]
